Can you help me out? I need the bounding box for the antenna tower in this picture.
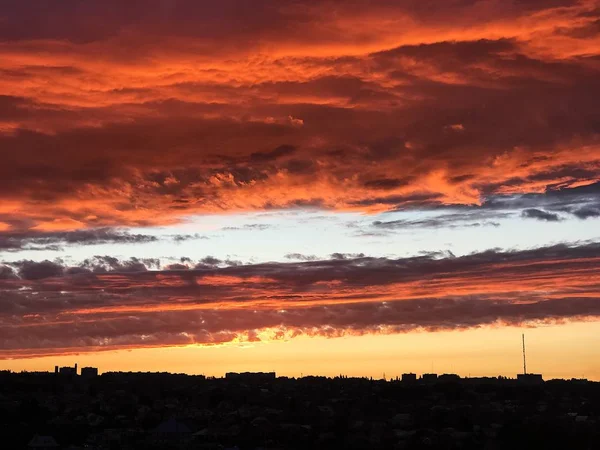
[522,334,527,375]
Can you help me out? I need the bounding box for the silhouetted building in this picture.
[401,373,417,383]
[54,365,58,374]
[439,373,461,382]
[0,370,598,450]
[226,371,276,382]
[421,373,438,383]
[81,366,98,378]
[465,376,502,385]
[517,373,544,385]
[58,363,77,375]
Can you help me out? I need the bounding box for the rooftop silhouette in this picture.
[0,368,597,449]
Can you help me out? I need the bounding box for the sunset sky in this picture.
[1,0,600,380]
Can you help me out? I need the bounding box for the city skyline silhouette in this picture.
[1,0,600,390]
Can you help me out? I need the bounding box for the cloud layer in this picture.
[1,2,599,360]
[0,1,599,232]
[1,243,599,358]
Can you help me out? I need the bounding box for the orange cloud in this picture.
[0,2,598,231]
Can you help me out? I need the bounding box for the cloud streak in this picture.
[0,242,599,358]
[0,228,207,252]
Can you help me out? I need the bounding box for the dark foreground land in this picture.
[1,371,598,450]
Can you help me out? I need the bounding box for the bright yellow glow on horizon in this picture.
[2,321,599,381]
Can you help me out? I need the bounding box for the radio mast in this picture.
[522,334,527,375]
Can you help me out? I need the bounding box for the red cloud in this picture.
[0,2,598,231]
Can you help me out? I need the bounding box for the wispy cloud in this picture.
[0,228,206,252]
[284,253,318,261]
[521,208,562,222]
